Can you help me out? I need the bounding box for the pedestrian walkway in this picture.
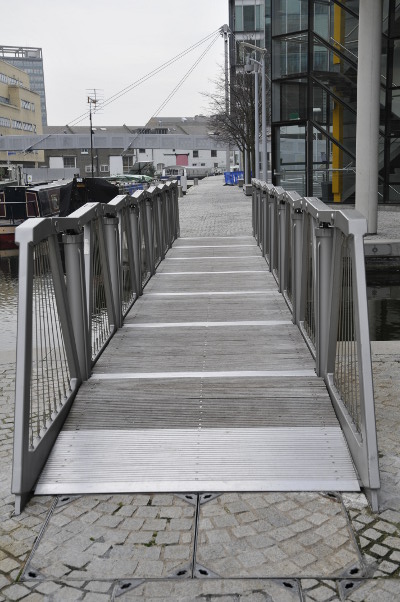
[1,176,400,601]
[35,233,358,496]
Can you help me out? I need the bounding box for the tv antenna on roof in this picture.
[86,89,103,177]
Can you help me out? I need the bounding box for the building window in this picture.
[201,163,206,166]
[81,148,89,154]
[85,165,96,173]
[243,5,255,31]
[214,162,219,168]
[193,150,199,157]
[155,128,168,134]
[139,148,146,153]
[0,117,11,127]
[100,164,109,172]
[211,150,217,157]
[123,155,135,173]
[63,156,76,168]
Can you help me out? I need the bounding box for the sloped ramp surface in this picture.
[36,237,359,495]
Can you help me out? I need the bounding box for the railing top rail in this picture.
[131,188,148,202]
[285,190,302,210]
[60,202,101,228]
[273,186,285,201]
[106,194,131,212]
[14,217,54,245]
[263,183,275,193]
[302,196,334,225]
[332,208,368,238]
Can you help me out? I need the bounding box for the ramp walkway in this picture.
[35,234,359,495]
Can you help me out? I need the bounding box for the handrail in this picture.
[12,182,179,514]
[252,178,380,511]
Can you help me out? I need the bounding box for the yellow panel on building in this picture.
[0,59,44,165]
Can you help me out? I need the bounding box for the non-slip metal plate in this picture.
[35,427,359,495]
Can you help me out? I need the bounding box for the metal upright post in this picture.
[129,202,142,296]
[104,215,123,329]
[146,198,155,275]
[261,54,267,182]
[223,24,231,173]
[291,208,303,326]
[254,63,260,180]
[355,0,383,232]
[315,225,334,377]
[63,232,91,381]
[278,201,287,293]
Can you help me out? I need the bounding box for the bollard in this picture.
[178,185,183,198]
[194,177,199,186]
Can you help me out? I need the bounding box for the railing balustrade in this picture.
[252,179,380,510]
[12,183,179,514]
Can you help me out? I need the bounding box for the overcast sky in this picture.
[3,0,229,126]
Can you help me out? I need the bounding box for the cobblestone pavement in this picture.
[1,177,400,600]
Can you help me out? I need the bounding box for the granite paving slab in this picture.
[196,492,360,578]
[24,494,195,582]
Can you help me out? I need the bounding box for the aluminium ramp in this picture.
[35,236,359,495]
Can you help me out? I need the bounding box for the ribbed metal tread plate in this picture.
[35,426,359,494]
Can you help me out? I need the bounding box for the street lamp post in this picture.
[240,42,269,182]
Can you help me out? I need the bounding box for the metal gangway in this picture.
[11,179,380,514]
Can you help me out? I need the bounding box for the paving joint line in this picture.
[19,496,59,582]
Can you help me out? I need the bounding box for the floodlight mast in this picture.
[239,42,269,182]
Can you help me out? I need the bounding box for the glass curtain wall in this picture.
[271,0,400,203]
[382,0,400,202]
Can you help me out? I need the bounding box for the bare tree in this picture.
[204,64,270,176]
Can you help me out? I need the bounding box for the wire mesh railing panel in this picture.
[120,207,135,316]
[303,214,316,348]
[333,233,361,434]
[91,219,112,360]
[30,240,72,449]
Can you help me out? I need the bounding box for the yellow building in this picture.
[0,59,44,166]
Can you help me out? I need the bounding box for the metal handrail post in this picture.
[104,215,123,328]
[291,207,303,326]
[63,232,91,381]
[252,183,257,236]
[157,192,165,262]
[267,189,275,270]
[315,225,334,377]
[175,183,180,238]
[129,201,142,296]
[145,197,155,275]
[261,188,266,257]
[278,200,287,293]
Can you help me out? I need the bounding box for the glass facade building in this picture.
[229,0,400,204]
[0,46,47,127]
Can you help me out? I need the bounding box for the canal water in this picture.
[1,252,399,355]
